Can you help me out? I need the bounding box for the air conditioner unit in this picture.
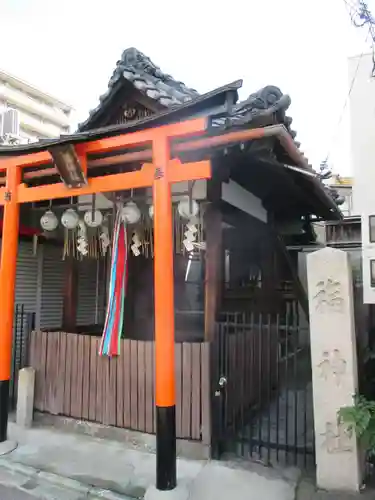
[2,108,19,137]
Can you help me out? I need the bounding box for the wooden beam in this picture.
[204,177,223,341]
[75,144,88,178]
[0,118,207,172]
[0,161,211,205]
[0,151,52,171]
[82,118,207,156]
[168,160,211,183]
[0,123,285,184]
[15,165,156,204]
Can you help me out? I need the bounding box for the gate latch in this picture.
[215,376,227,396]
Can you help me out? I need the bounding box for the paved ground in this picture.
[295,475,375,500]
[0,484,35,499]
[0,459,131,499]
[230,349,315,469]
[5,419,375,499]
[0,421,299,500]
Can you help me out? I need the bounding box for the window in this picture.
[370,260,375,288]
[369,216,375,243]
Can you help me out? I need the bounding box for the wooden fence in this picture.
[28,331,210,442]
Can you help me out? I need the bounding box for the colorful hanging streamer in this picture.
[99,209,128,357]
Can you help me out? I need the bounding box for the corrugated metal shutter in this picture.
[14,240,39,314]
[97,257,107,325]
[40,244,64,329]
[77,258,106,326]
[13,241,38,375]
[77,258,97,326]
[6,240,39,403]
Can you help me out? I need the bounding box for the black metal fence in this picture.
[211,310,315,468]
[9,304,35,411]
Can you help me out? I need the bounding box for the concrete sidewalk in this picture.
[0,459,127,499]
[295,474,375,500]
[0,421,299,500]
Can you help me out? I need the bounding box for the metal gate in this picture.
[9,304,35,411]
[211,309,315,468]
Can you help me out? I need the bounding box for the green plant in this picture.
[338,394,375,456]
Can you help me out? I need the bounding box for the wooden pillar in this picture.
[204,180,223,341]
[153,133,176,491]
[259,235,278,312]
[0,166,21,442]
[62,257,78,332]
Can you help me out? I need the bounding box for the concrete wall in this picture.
[349,53,375,217]
[349,53,375,303]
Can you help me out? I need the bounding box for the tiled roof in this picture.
[2,49,301,168]
[79,48,298,153]
[116,47,199,105]
[78,48,297,140]
[213,85,295,135]
[78,48,200,131]
[0,46,342,220]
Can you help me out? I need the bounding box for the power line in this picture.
[343,0,360,15]
[343,0,360,16]
[343,0,375,74]
[320,2,373,174]
[324,43,367,167]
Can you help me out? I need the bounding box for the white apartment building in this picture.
[0,68,73,142]
[328,175,354,217]
[349,52,375,303]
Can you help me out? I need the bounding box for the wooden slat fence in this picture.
[28,331,210,442]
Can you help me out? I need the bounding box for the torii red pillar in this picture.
[153,133,177,490]
[0,166,20,443]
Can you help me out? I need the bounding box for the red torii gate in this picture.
[0,118,209,490]
[0,117,277,490]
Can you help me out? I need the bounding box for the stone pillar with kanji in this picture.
[307,247,363,492]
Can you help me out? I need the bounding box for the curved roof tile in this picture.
[78,48,199,130]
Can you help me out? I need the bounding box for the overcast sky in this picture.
[0,0,371,175]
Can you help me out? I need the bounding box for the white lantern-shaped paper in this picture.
[121,202,141,224]
[148,205,154,219]
[40,210,58,232]
[84,209,103,228]
[61,209,79,230]
[178,197,199,220]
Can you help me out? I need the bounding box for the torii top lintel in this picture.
[0,118,212,205]
[0,116,320,212]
